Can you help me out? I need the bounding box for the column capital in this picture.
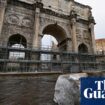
[35,7,40,18]
[34,1,43,9]
[71,18,76,25]
[35,8,40,14]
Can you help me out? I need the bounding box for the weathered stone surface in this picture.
[0,0,95,54]
[54,73,87,105]
[54,72,105,105]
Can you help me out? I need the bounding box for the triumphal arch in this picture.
[0,0,98,72]
[0,0,96,53]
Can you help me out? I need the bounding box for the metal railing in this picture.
[0,45,105,73]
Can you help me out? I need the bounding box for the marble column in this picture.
[71,18,78,53]
[0,0,7,39]
[33,7,40,49]
[32,2,44,70]
[89,23,96,54]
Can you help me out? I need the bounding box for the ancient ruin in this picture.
[0,0,105,72]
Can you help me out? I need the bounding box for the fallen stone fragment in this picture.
[54,73,87,105]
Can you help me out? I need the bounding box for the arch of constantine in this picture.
[0,0,104,72]
[0,0,96,53]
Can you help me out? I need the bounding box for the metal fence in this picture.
[0,45,105,73]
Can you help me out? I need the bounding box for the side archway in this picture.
[6,34,29,71]
[8,34,27,47]
[78,43,88,53]
[8,34,27,59]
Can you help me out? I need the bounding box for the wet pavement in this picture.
[0,75,58,105]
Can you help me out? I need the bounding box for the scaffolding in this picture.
[0,45,105,73]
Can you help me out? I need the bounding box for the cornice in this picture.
[6,0,90,25]
[41,8,69,19]
[74,1,92,9]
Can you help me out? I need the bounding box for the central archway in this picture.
[41,24,68,70]
[42,24,67,51]
[43,24,67,43]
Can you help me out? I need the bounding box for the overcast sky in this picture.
[76,0,105,39]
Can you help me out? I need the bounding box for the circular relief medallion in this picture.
[6,14,19,25]
[22,18,33,28]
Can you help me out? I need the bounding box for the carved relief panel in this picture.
[5,13,34,28]
[83,29,91,45]
[6,14,19,25]
[76,28,82,39]
[4,5,34,28]
[1,5,35,46]
[76,23,91,45]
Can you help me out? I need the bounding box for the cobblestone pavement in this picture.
[0,75,58,105]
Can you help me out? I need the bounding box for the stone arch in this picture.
[43,24,67,43]
[78,43,88,53]
[42,24,68,51]
[40,19,70,38]
[8,34,27,47]
[8,34,27,59]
